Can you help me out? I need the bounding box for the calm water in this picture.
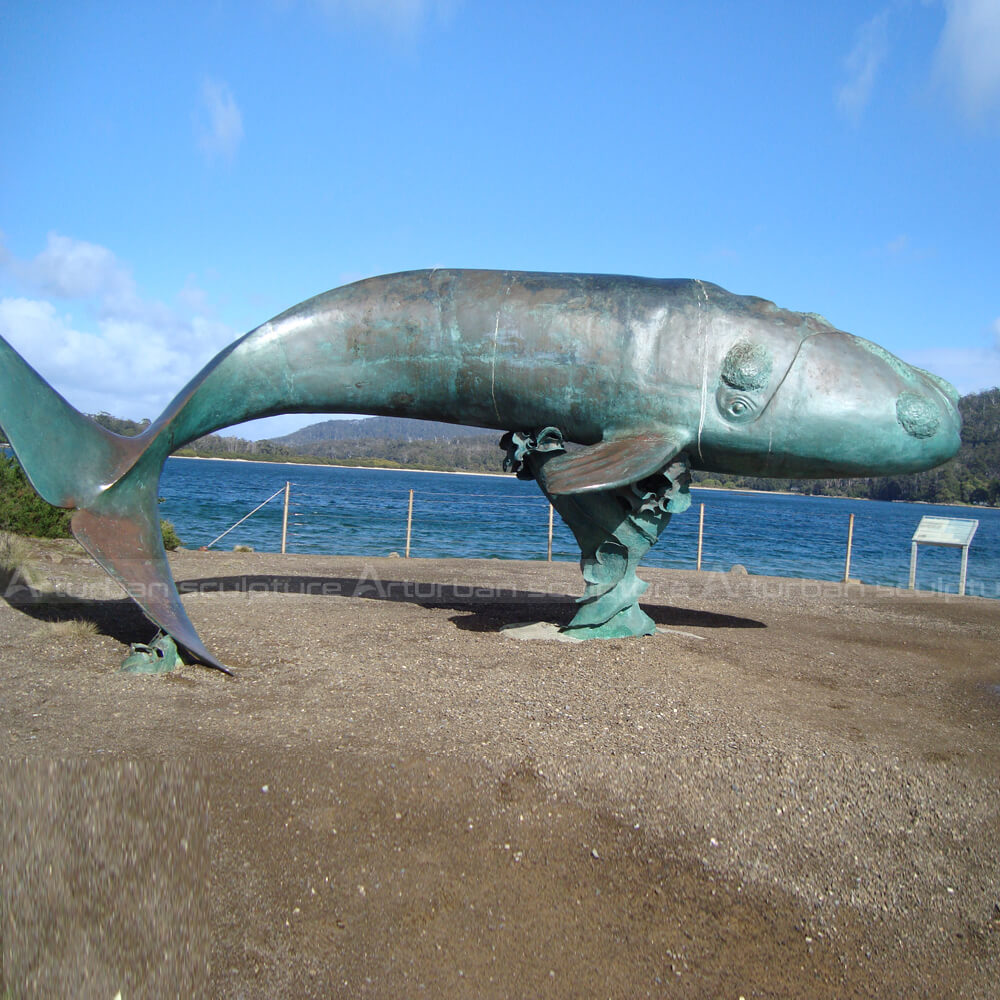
[157,457,1000,599]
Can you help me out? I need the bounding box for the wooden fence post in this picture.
[843,512,855,582]
[405,489,414,558]
[696,503,705,571]
[281,482,290,554]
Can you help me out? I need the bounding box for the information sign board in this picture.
[911,517,979,548]
[908,516,979,595]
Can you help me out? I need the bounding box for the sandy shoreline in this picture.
[2,545,998,997]
[170,454,871,499]
[173,453,514,479]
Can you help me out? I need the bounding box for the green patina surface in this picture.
[0,269,963,667]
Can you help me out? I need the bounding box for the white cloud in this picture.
[0,299,76,362]
[0,236,238,422]
[22,233,134,301]
[1,298,155,416]
[0,294,237,421]
[197,78,244,162]
[933,0,1000,120]
[0,235,330,440]
[837,10,891,121]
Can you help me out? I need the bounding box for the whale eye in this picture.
[716,386,758,422]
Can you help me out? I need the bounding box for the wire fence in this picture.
[192,478,998,597]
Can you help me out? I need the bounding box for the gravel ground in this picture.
[1,540,998,998]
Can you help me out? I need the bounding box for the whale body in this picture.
[0,269,962,670]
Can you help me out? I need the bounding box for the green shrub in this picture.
[1,455,182,549]
[160,519,182,550]
[0,455,72,538]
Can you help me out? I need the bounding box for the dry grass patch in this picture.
[33,619,100,641]
[0,531,37,589]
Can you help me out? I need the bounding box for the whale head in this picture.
[697,325,961,479]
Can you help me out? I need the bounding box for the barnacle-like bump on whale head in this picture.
[721,342,773,391]
[896,391,940,439]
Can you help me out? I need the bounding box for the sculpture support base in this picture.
[502,429,692,639]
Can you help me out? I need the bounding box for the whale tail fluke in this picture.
[0,334,149,508]
[70,449,232,673]
[1,335,230,672]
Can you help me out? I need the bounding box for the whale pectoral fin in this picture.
[538,430,689,495]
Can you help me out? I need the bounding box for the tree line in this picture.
[4,388,998,505]
[178,388,1000,505]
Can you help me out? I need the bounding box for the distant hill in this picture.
[271,416,494,445]
[260,416,502,472]
[160,415,504,473]
[6,391,994,502]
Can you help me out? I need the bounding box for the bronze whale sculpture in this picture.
[0,269,962,671]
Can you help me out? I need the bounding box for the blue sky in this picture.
[1,0,998,438]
